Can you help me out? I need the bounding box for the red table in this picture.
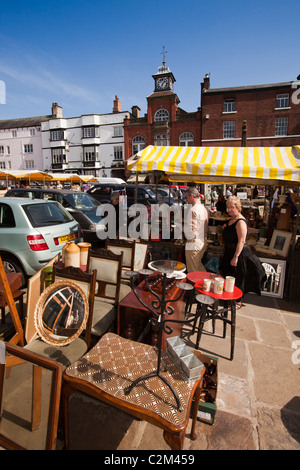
[193,280,242,360]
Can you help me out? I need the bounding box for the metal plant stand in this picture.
[124,261,194,411]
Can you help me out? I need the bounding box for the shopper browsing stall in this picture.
[221,196,266,307]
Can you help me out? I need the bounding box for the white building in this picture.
[42,98,130,179]
[0,114,51,172]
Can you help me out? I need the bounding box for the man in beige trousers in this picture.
[185,187,209,272]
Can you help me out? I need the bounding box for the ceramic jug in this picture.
[64,240,80,267]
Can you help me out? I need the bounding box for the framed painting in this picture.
[269,230,292,258]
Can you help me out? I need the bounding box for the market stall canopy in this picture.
[48,173,96,183]
[0,170,53,181]
[127,145,300,186]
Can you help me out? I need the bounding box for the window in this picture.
[0,203,15,228]
[0,146,4,154]
[51,148,66,165]
[179,132,194,146]
[24,144,33,153]
[50,130,64,141]
[276,93,289,108]
[24,202,73,228]
[223,121,235,139]
[154,109,169,121]
[25,160,34,169]
[154,134,170,146]
[0,162,5,169]
[132,136,145,154]
[113,126,123,137]
[6,146,10,154]
[275,117,288,136]
[84,146,95,162]
[83,127,95,138]
[113,146,123,161]
[7,161,11,169]
[224,99,236,113]
[30,129,35,136]
[12,130,17,137]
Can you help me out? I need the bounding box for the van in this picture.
[94,177,126,185]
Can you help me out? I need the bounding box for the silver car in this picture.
[0,198,82,283]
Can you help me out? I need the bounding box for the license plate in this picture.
[58,233,76,244]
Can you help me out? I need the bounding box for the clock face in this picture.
[156,77,169,90]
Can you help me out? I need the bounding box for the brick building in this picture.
[201,74,300,147]
[124,57,300,180]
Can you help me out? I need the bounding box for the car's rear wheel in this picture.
[1,254,26,287]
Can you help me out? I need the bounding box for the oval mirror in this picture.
[34,280,89,347]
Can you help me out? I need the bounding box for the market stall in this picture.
[128,145,300,300]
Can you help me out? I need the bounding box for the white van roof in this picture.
[94,177,126,184]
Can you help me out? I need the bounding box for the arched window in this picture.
[179,132,194,146]
[154,109,169,122]
[132,136,145,154]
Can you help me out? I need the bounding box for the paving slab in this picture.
[256,405,300,450]
[189,410,256,450]
[249,342,299,407]
[256,319,292,348]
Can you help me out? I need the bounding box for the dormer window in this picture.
[154,109,169,122]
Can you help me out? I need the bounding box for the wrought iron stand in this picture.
[124,265,194,411]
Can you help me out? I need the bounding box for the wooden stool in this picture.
[193,284,243,360]
[0,289,25,324]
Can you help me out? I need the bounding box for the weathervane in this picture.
[161,45,167,65]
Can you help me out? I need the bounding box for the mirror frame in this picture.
[33,280,89,347]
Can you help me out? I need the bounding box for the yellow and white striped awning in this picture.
[127,145,300,185]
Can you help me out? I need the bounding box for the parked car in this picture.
[87,183,178,207]
[0,198,82,284]
[4,187,104,243]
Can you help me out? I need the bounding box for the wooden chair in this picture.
[132,240,149,271]
[105,238,136,284]
[0,255,93,432]
[0,342,63,450]
[87,248,131,338]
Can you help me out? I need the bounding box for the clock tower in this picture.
[152,46,176,92]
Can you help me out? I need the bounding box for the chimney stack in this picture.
[131,105,141,118]
[113,95,122,113]
[201,74,210,92]
[51,102,63,118]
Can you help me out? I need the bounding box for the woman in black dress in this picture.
[221,196,266,307]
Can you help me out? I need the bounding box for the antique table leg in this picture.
[230,301,236,360]
[163,428,185,450]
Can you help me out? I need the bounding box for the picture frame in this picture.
[269,230,292,258]
[259,257,286,298]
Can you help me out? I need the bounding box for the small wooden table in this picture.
[117,277,185,350]
[62,333,205,450]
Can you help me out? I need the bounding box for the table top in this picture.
[194,281,242,300]
[64,333,203,428]
[186,271,210,284]
[148,259,186,273]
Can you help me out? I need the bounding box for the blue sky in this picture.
[0,0,299,120]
